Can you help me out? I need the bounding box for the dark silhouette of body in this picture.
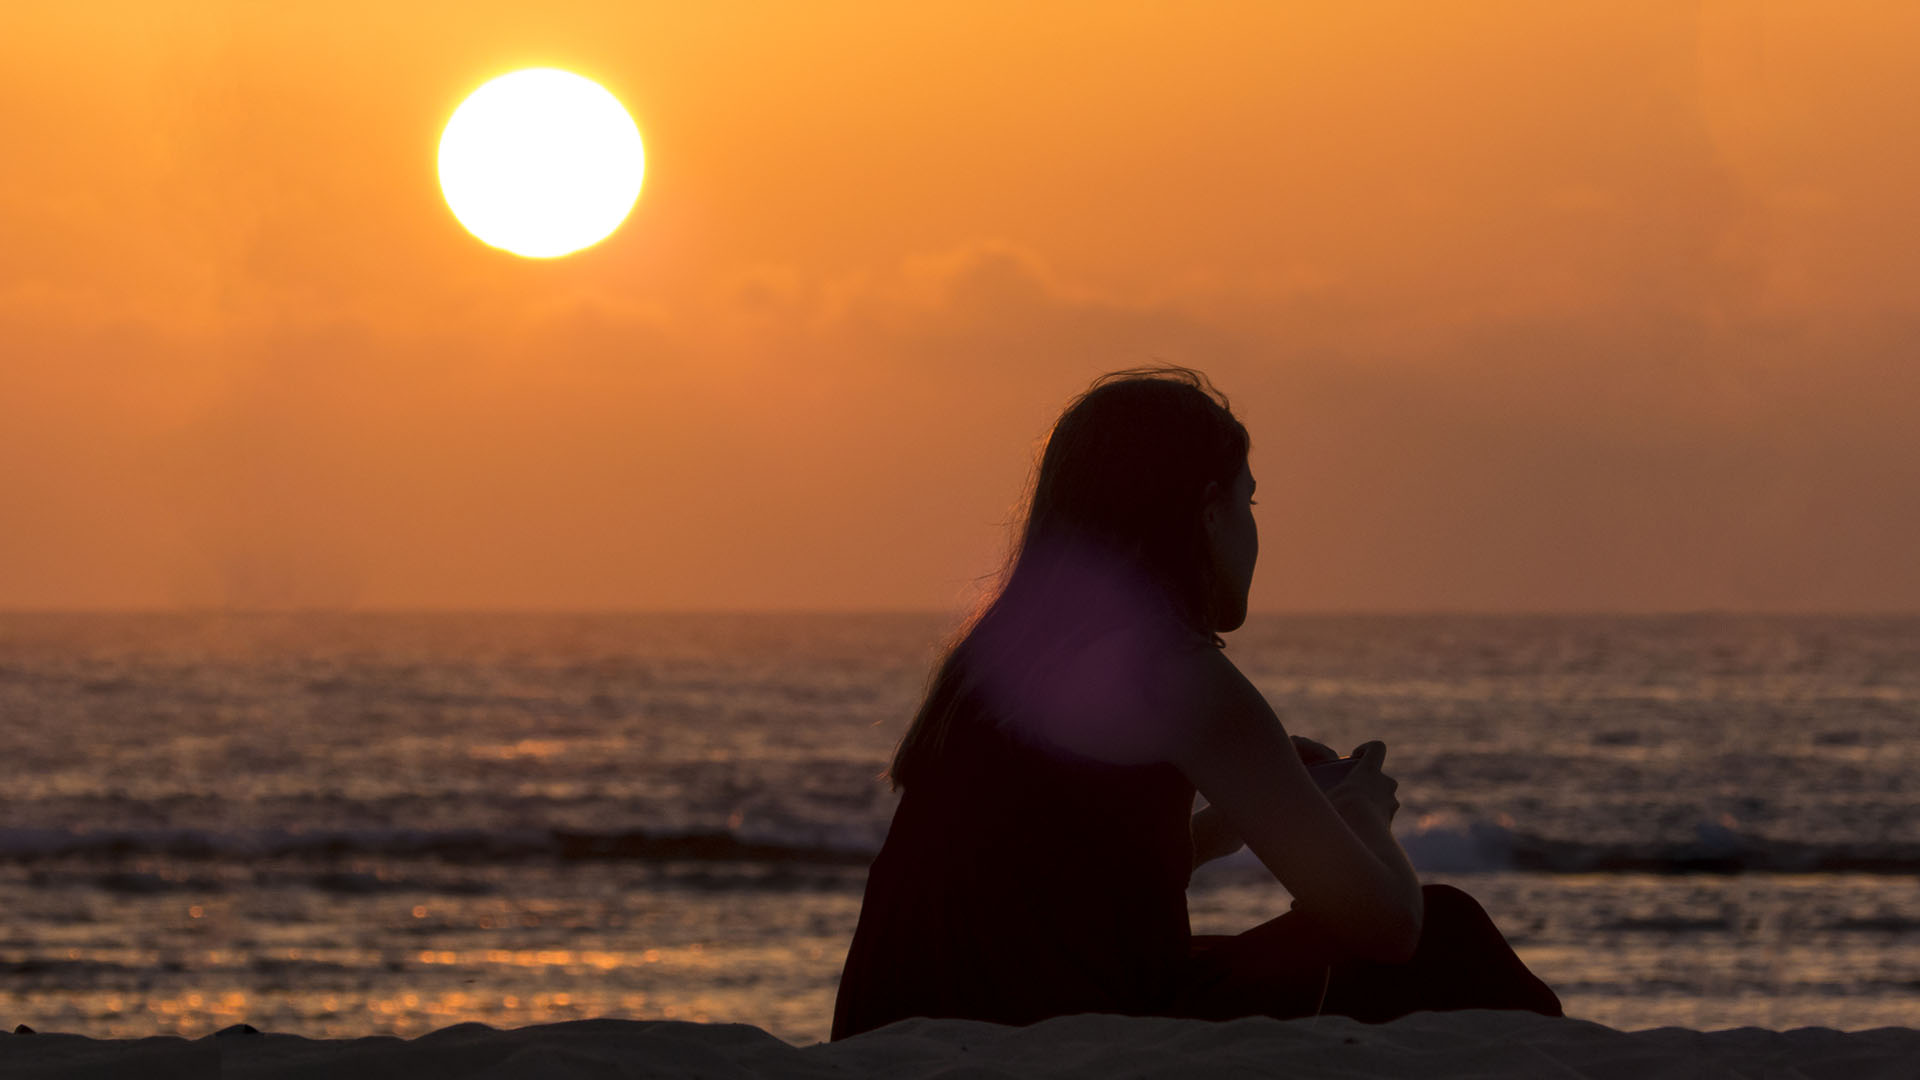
[832,370,1559,1039]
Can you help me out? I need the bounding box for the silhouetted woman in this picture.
[831,369,1560,1038]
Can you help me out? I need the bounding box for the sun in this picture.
[438,68,646,259]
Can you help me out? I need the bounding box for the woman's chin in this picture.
[1213,603,1248,634]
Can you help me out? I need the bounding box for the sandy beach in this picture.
[6,1011,1918,1079]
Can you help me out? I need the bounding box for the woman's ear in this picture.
[1200,480,1223,525]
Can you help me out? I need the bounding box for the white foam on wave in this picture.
[1397,814,1518,873]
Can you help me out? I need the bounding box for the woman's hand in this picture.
[1290,735,1340,766]
[1293,734,1399,826]
[1325,740,1400,828]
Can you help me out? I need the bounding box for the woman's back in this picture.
[830,694,1194,1039]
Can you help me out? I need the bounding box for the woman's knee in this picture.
[1419,883,1486,919]
[1411,884,1562,1016]
[1416,884,1502,942]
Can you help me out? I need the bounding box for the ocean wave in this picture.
[0,826,874,866]
[3,820,1919,875]
[1398,816,1920,874]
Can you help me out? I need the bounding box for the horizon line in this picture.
[2,606,1916,619]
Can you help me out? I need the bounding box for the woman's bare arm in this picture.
[1291,735,1421,897]
[1161,648,1424,963]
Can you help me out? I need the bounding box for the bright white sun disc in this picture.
[438,68,646,258]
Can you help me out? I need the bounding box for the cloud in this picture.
[1,222,1916,612]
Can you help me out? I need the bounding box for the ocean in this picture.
[1,612,1915,1042]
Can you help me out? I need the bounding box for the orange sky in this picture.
[3,1,1917,612]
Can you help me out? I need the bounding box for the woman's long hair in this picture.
[888,368,1250,789]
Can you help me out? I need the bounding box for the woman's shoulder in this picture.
[1010,619,1243,767]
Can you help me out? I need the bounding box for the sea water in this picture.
[0,612,1914,1042]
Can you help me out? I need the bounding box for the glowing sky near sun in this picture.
[2,1,1917,612]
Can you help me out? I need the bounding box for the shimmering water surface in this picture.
[1,613,1915,1041]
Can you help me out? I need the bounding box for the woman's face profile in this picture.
[1204,464,1259,633]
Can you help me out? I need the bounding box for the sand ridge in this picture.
[4,1011,1918,1079]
